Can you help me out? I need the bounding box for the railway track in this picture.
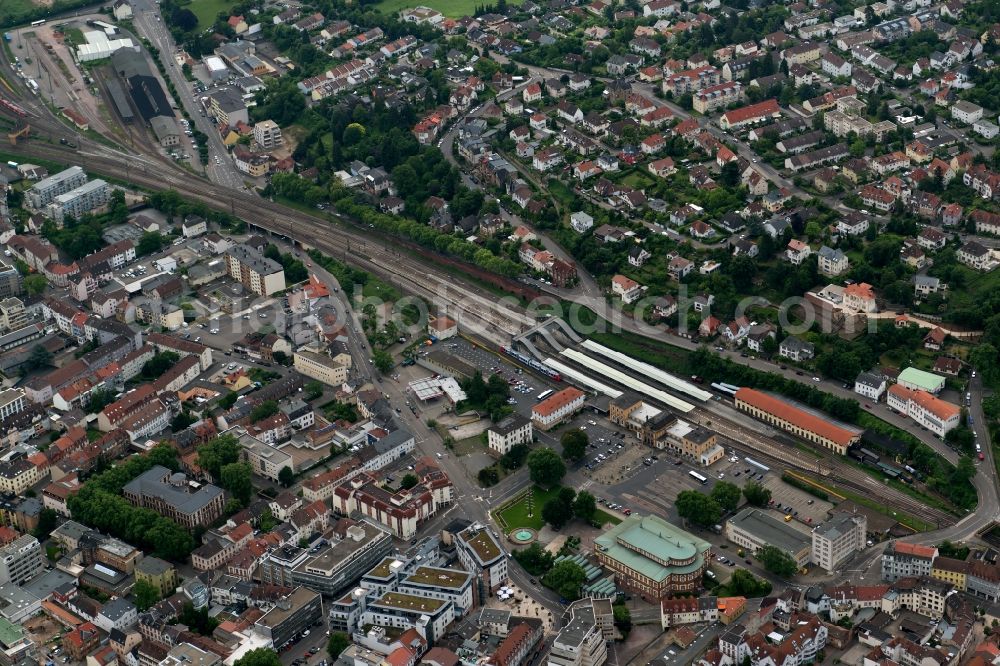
[0,66,963,530]
[546,343,958,528]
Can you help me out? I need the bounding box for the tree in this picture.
[513,542,555,575]
[170,6,198,30]
[613,603,632,637]
[25,345,52,371]
[574,491,597,522]
[132,579,161,611]
[33,508,57,539]
[327,632,350,660]
[278,466,295,488]
[141,351,179,380]
[372,349,393,374]
[178,603,220,636]
[542,487,576,529]
[171,410,196,432]
[136,232,167,256]
[234,648,281,666]
[527,447,566,487]
[720,161,741,188]
[542,559,587,601]
[250,400,280,422]
[560,429,588,461]
[675,490,721,526]
[710,481,741,513]
[400,473,419,490]
[727,569,772,597]
[743,481,772,507]
[304,380,324,401]
[23,274,47,296]
[196,435,241,480]
[478,466,500,486]
[220,462,253,507]
[500,443,530,470]
[758,545,799,577]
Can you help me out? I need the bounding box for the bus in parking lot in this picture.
[689,470,708,485]
[536,389,554,401]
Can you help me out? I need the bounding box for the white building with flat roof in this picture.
[811,512,866,573]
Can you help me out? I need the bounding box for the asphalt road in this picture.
[130,0,246,190]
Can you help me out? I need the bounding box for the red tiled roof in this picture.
[532,387,585,417]
[734,388,858,446]
[891,542,937,558]
[722,99,780,124]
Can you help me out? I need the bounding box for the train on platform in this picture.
[500,346,562,382]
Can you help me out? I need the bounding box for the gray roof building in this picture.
[122,466,225,528]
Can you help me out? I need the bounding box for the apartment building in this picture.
[122,465,225,528]
[135,556,177,597]
[854,371,887,402]
[548,599,613,666]
[254,587,323,650]
[28,166,88,208]
[486,414,533,455]
[492,620,543,666]
[362,591,456,647]
[239,431,294,482]
[692,81,743,114]
[207,88,249,127]
[816,245,848,276]
[0,266,22,300]
[931,557,968,591]
[333,470,452,540]
[224,244,286,296]
[0,534,43,586]
[0,389,26,421]
[886,385,960,437]
[812,512,867,573]
[361,558,475,616]
[293,348,349,386]
[262,522,393,597]
[253,119,283,149]
[45,180,111,224]
[531,387,586,431]
[0,458,45,495]
[455,523,507,596]
[719,99,781,130]
[881,542,937,581]
[662,66,720,95]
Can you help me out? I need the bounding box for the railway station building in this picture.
[733,388,860,455]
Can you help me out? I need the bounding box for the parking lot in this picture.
[760,474,836,528]
[444,337,562,422]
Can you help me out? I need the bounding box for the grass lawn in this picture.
[185,0,234,29]
[375,0,518,17]
[620,170,655,190]
[62,27,84,47]
[592,509,622,527]
[2,0,39,21]
[495,485,561,530]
